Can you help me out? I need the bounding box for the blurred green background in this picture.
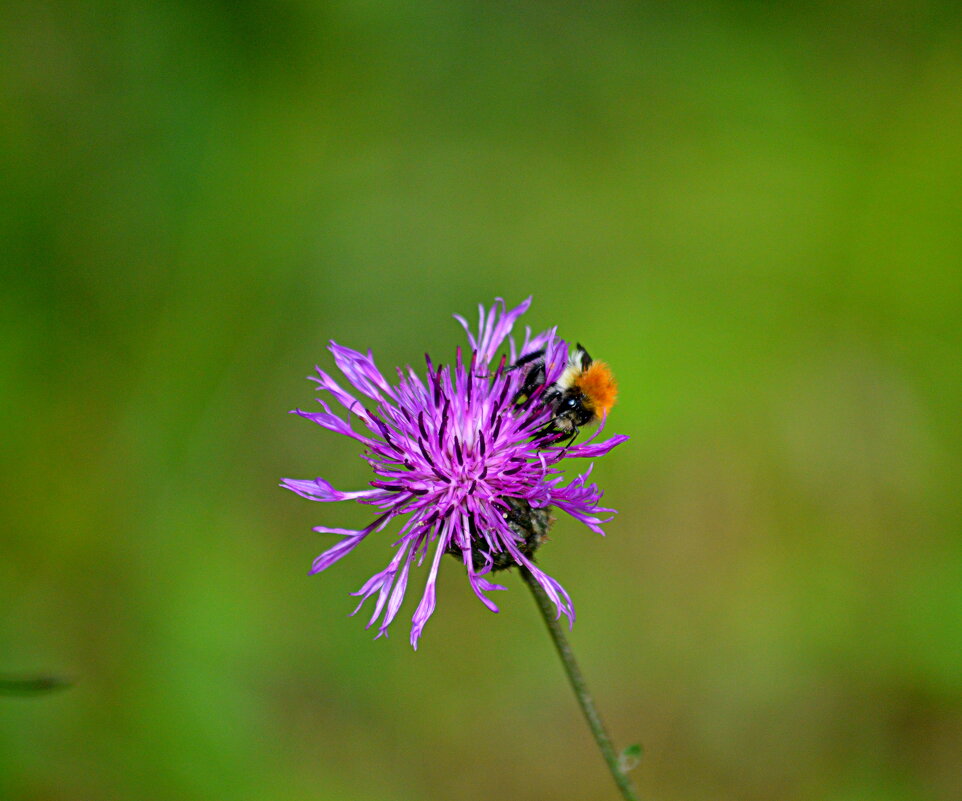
[2,1,961,799]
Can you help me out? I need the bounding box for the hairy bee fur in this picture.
[515,343,617,439]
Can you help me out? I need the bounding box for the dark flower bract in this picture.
[282,298,627,648]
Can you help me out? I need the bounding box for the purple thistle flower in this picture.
[281,298,628,649]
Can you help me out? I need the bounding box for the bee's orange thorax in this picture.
[574,362,618,418]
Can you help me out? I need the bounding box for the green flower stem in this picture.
[0,675,71,695]
[520,565,640,801]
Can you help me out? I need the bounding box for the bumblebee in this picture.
[515,343,617,440]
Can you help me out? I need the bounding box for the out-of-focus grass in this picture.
[2,2,960,800]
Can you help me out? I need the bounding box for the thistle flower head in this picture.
[281,298,627,648]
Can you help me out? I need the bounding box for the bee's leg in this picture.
[531,417,561,443]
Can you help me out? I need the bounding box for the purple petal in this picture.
[309,511,396,574]
[519,326,558,361]
[376,549,413,637]
[464,555,506,613]
[506,543,575,625]
[291,406,378,447]
[329,342,398,403]
[553,502,615,535]
[549,469,617,535]
[476,297,532,366]
[309,369,371,420]
[280,476,388,503]
[350,539,412,627]
[475,299,501,362]
[409,523,449,650]
[562,434,630,459]
[453,313,478,351]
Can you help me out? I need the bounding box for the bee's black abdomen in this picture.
[514,351,548,404]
